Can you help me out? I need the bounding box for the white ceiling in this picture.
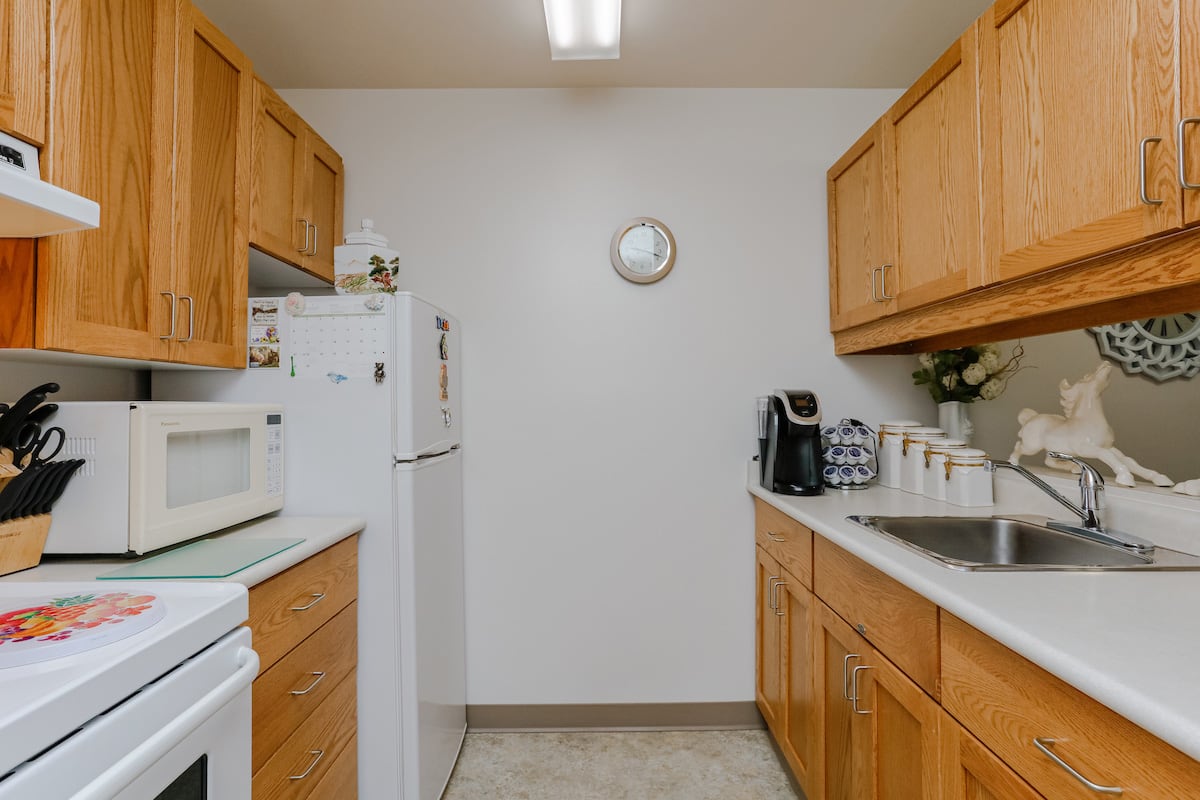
[192,0,992,89]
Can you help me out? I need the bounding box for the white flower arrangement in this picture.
[913,343,1025,404]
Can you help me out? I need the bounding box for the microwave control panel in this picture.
[266,412,282,497]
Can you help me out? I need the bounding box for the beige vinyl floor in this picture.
[441,730,803,800]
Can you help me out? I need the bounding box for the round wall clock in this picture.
[1090,312,1200,381]
[610,217,676,284]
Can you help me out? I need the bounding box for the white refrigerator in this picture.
[153,292,466,800]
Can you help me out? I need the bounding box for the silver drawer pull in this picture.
[288,749,324,780]
[766,532,786,542]
[851,665,873,715]
[289,593,326,611]
[1033,737,1123,795]
[289,671,327,696]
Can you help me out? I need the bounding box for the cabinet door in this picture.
[886,23,982,311]
[979,0,1181,284]
[301,129,343,283]
[858,644,941,800]
[940,711,1045,800]
[755,546,784,734]
[1183,0,1200,225]
[170,3,251,367]
[780,581,817,796]
[250,77,307,266]
[36,0,175,361]
[815,602,871,800]
[828,121,895,331]
[0,0,46,145]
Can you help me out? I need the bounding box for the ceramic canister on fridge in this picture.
[876,420,921,488]
[945,448,993,507]
[922,438,967,501]
[900,427,946,494]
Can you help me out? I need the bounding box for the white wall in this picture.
[0,361,145,402]
[282,88,926,705]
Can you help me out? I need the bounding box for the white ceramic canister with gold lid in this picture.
[945,448,993,507]
[877,420,921,488]
[900,427,946,494]
[922,438,967,501]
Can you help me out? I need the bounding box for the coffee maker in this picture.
[760,390,824,496]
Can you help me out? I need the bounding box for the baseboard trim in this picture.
[466,702,765,733]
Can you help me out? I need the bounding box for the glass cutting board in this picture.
[97,538,305,580]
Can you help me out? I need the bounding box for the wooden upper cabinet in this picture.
[828,121,895,331]
[0,0,47,146]
[250,78,306,267]
[250,80,344,283]
[303,131,344,281]
[34,0,176,361]
[1183,0,1200,226]
[885,22,983,311]
[170,5,251,368]
[979,0,1182,284]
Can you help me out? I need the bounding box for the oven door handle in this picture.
[70,646,260,800]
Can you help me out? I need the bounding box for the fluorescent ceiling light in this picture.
[543,0,621,60]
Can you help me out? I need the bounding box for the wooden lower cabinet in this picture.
[814,601,939,800]
[755,546,784,733]
[940,710,1044,800]
[249,536,358,799]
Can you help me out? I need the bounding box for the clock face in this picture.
[618,225,669,275]
[610,218,676,284]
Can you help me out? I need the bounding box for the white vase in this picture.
[938,401,974,443]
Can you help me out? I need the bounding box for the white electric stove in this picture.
[0,581,257,799]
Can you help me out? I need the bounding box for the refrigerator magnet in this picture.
[439,334,449,361]
[439,364,449,401]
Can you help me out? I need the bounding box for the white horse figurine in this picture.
[1009,361,1172,488]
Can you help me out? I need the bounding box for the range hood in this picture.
[0,130,99,237]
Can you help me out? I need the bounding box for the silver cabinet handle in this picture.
[289,671,327,696]
[288,749,324,780]
[879,263,896,300]
[178,295,194,342]
[869,267,881,303]
[851,665,873,715]
[771,582,787,616]
[298,219,311,253]
[1033,738,1123,794]
[289,593,326,611]
[766,577,780,610]
[766,532,786,543]
[1179,117,1200,190]
[1139,136,1164,205]
[159,291,177,340]
[841,654,859,700]
[308,224,319,256]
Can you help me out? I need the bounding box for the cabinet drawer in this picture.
[249,536,357,672]
[813,534,938,697]
[307,735,357,800]
[253,601,358,773]
[942,612,1200,799]
[754,499,813,589]
[253,672,357,800]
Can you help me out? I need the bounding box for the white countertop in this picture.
[1,515,366,588]
[747,462,1200,762]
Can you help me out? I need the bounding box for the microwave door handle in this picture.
[69,647,259,800]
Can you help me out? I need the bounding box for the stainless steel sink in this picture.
[847,515,1200,571]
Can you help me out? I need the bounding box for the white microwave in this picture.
[43,402,284,555]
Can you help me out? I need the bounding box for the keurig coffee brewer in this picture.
[761,390,824,496]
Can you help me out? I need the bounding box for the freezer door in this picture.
[394,294,461,458]
[394,450,466,800]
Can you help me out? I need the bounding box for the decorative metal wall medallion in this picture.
[1090,313,1200,381]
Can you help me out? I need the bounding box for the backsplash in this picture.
[965,325,1200,486]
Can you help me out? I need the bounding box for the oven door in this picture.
[0,628,258,800]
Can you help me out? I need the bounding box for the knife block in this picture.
[0,513,51,576]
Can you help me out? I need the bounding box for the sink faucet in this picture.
[985,452,1155,553]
